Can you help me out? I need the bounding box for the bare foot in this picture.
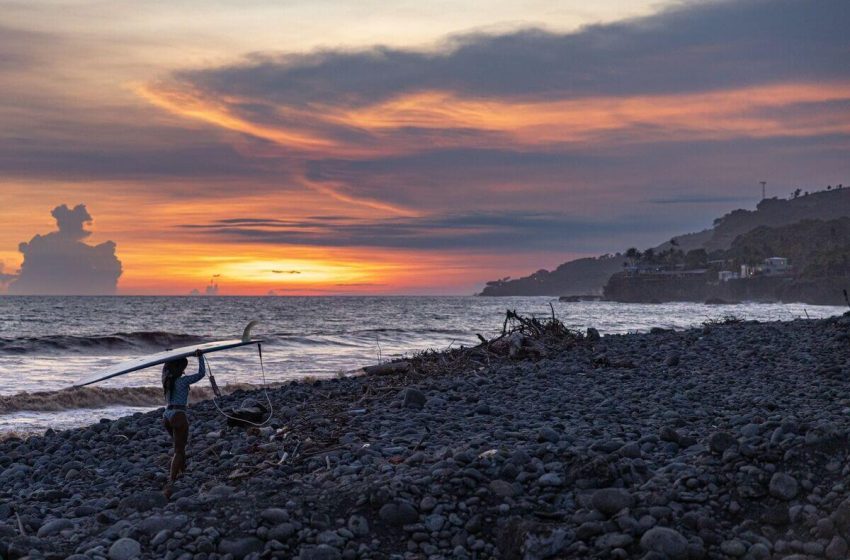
[163,482,174,500]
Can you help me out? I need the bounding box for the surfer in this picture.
[161,349,206,498]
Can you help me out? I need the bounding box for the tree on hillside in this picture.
[684,249,708,269]
[625,248,641,261]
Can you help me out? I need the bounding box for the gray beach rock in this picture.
[538,473,562,486]
[826,536,849,560]
[591,488,634,516]
[299,544,342,560]
[640,527,688,559]
[489,479,516,497]
[108,537,141,560]
[402,388,427,409]
[378,502,418,526]
[119,491,166,512]
[347,515,369,537]
[36,518,73,537]
[708,431,736,454]
[218,536,264,559]
[260,508,290,524]
[135,514,187,537]
[770,473,799,501]
[268,522,296,541]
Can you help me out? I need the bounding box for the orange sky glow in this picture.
[1,0,848,295]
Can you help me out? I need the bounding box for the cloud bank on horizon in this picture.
[0,0,849,293]
[7,205,123,295]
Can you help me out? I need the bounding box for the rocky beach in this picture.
[2,312,850,560]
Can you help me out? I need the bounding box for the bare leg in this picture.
[170,412,190,482]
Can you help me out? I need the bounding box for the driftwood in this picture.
[391,308,586,380]
[363,361,411,376]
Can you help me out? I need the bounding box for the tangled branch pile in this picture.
[365,309,588,381]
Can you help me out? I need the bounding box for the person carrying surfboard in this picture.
[161,349,206,498]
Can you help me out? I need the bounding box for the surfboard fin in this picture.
[242,320,260,343]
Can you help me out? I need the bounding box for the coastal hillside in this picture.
[701,188,850,252]
[603,216,850,305]
[727,217,850,278]
[479,255,624,297]
[480,187,850,296]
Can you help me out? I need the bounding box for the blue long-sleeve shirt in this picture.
[166,359,206,406]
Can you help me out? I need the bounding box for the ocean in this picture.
[0,296,845,435]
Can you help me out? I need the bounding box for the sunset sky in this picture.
[1,0,849,294]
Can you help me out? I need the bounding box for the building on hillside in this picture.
[740,257,791,278]
[718,270,740,282]
[761,257,790,276]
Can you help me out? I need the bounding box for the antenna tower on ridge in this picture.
[760,181,767,200]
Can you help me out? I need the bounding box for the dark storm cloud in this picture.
[181,212,691,253]
[8,204,123,295]
[175,0,850,107]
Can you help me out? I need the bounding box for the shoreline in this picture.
[2,313,850,559]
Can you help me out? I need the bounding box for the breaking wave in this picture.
[0,331,206,355]
[0,328,470,356]
[0,383,261,415]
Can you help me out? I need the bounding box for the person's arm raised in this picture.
[183,350,206,384]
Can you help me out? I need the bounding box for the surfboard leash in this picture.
[204,342,274,427]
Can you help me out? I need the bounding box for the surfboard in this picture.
[71,321,262,388]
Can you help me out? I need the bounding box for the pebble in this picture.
[259,507,288,523]
[720,539,747,557]
[299,544,342,560]
[640,527,689,560]
[108,537,141,560]
[488,479,516,497]
[378,502,418,526]
[591,488,634,516]
[36,518,73,538]
[402,388,426,409]
[708,431,736,454]
[770,473,799,501]
[346,514,369,537]
[538,473,562,486]
[268,522,296,541]
[537,426,559,443]
[218,536,264,559]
